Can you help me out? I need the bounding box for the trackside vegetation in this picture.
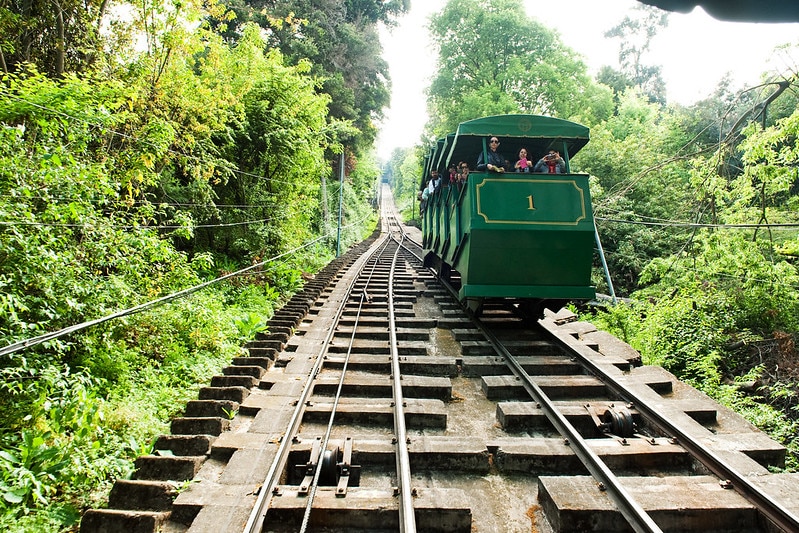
[1,0,398,530]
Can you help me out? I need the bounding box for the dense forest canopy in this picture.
[2,0,799,530]
[209,0,409,148]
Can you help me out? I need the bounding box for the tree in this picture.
[385,146,422,214]
[0,0,110,76]
[426,0,612,136]
[596,65,635,107]
[577,90,695,293]
[213,0,408,150]
[604,4,668,105]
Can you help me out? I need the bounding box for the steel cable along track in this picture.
[81,185,799,533]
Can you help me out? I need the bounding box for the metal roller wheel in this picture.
[319,447,340,486]
[603,408,634,438]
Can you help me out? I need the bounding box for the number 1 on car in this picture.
[527,195,536,210]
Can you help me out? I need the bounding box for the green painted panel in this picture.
[464,228,593,286]
[461,284,596,299]
[474,177,592,226]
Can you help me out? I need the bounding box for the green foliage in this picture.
[634,232,799,356]
[580,91,695,293]
[0,285,281,529]
[426,0,613,135]
[216,0,407,149]
[587,300,643,346]
[0,364,123,528]
[0,431,70,508]
[589,225,799,468]
[0,70,210,359]
[233,313,268,342]
[0,1,378,528]
[603,5,669,104]
[385,146,423,209]
[0,0,110,77]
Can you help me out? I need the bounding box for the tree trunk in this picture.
[55,0,65,76]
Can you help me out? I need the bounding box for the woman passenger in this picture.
[514,148,531,172]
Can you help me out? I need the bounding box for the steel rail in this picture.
[380,189,418,531]
[539,316,799,533]
[379,189,424,264]
[469,312,664,533]
[298,236,393,532]
[387,236,417,533]
[243,231,395,533]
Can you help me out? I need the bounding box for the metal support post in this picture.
[594,221,617,304]
[336,151,344,257]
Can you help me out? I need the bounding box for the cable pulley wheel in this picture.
[603,408,634,438]
[319,447,340,486]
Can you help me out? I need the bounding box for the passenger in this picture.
[514,148,531,173]
[476,136,506,173]
[428,170,441,193]
[419,170,438,215]
[448,163,457,184]
[458,161,469,183]
[451,162,468,191]
[533,150,566,174]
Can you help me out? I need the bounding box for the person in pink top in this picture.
[514,148,531,173]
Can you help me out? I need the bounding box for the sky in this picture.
[375,0,799,160]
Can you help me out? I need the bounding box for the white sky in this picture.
[375,0,799,159]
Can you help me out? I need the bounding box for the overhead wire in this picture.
[594,247,799,292]
[594,78,796,214]
[3,93,319,187]
[0,183,355,230]
[4,193,285,209]
[1,94,356,230]
[0,211,373,359]
[0,217,275,229]
[596,217,799,229]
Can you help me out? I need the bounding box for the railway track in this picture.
[82,186,799,533]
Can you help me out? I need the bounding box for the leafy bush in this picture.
[0,365,117,529]
[590,229,799,470]
[0,277,290,530]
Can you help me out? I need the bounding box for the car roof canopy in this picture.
[446,114,590,170]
